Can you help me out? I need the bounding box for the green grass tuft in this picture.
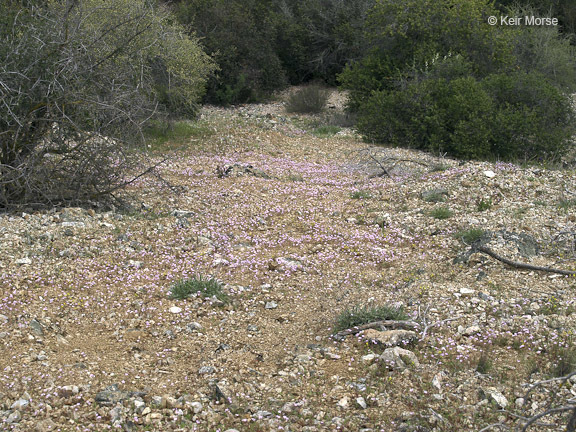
[430,207,453,220]
[334,304,408,333]
[144,120,213,150]
[312,125,341,137]
[170,275,228,303]
[455,228,486,244]
[350,190,372,199]
[476,197,493,211]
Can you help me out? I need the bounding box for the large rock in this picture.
[379,347,420,370]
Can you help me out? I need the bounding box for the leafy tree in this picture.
[173,0,286,104]
[0,0,215,209]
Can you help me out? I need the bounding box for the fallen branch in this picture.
[420,316,461,340]
[334,320,420,339]
[475,245,576,276]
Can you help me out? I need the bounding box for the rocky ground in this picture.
[1,91,576,431]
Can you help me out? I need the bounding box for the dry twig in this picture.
[475,245,576,276]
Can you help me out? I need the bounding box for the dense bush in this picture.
[342,0,576,163]
[285,84,332,114]
[0,0,214,209]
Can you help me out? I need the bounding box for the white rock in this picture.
[6,410,21,423]
[189,401,203,414]
[169,306,182,314]
[460,288,475,297]
[11,399,29,410]
[337,396,349,409]
[356,397,367,409]
[265,301,278,309]
[361,354,377,363]
[462,325,482,336]
[432,373,443,392]
[485,387,508,409]
[483,170,496,178]
[15,258,32,266]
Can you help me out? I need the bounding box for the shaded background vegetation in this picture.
[1,0,575,209]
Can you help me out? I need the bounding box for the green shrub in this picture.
[334,304,408,333]
[285,84,332,114]
[340,0,576,164]
[170,275,228,303]
[483,72,575,162]
[430,207,453,220]
[456,228,486,244]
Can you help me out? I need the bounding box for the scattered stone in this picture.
[0,314,7,323]
[247,324,259,333]
[11,399,29,410]
[59,385,80,398]
[459,288,475,297]
[151,396,166,408]
[265,301,278,310]
[198,366,215,375]
[483,170,496,178]
[6,410,21,423]
[337,396,349,409]
[95,385,145,406]
[186,322,202,332]
[15,257,32,266]
[188,401,203,414]
[169,306,182,314]
[362,329,417,347]
[29,319,44,336]
[380,347,420,370]
[171,210,195,218]
[462,325,481,336]
[356,397,367,409]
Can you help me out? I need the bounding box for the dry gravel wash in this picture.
[1,100,576,432]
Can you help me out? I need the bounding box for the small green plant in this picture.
[422,189,447,203]
[430,207,453,220]
[333,304,408,333]
[170,275,228,303]
[285,84,331,114]
[476,197,492,211]
[558,198,576,212]
[476,352,492,374]
[144,120,213,150]
[350,190,372,199]
[456,228,486,244]
[312,125,341,137]
[551,345,576,377]
[286,172,304,182]
[429,163,449,172]
[540,295,561,316]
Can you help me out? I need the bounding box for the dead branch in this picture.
[334,320,420,339]
[521,406,576,431]
[475,245,576,276]
[420,316,461,340]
